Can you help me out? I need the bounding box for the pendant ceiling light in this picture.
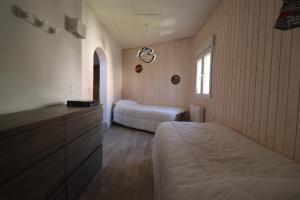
[136,47,156,63]
[136,24,157,63]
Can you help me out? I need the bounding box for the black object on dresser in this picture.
[67,100,100,107]
[0,104,103,200]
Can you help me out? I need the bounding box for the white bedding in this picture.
[153,121,300,200]
[113,100,185,132]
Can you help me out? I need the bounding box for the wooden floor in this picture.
[80,125,154,200]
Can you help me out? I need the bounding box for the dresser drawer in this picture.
[0,121,65,184]
[66,125,102,177]
[66,109,102,143]
[67,146,102,200]
[0,148,65,200]
[48,184,66,200]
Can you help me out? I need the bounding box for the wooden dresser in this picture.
[0,105,103,200]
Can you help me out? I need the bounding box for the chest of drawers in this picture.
[0,105,103,200]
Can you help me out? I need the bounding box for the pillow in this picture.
[116,100,139,107]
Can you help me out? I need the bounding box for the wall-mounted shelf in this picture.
[12,5,60,35]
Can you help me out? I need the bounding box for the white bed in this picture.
[153,121,300,200]
[112,100,185,132]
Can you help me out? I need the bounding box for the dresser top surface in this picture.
[0,104,102,139]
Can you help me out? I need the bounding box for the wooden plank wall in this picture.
[190,0,300,161]
[122,39,192,110]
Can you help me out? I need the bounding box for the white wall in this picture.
[0,0,83,114]
[122,39,192,110]
[81,1,122,127]
[0,0,122,126]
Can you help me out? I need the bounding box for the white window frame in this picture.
[195,46,213,98]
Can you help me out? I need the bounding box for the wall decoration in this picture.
[65,15,86,39]
[275,0,300,30]
[136,47,157,63]
[12,5,60,35]
[171,75,180,85]
[135,64,143,73]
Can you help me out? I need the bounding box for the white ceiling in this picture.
[86,0,223,49]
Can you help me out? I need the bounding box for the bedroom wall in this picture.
[122,39,192,110]
[0,0,82,114]
[190,0,300,161]
[0,0,122,127]
[81,1,122,127]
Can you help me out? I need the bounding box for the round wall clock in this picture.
[135,64,143,73]
[171,74,180,85]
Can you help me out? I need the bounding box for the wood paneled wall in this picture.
[190,0,300,161]
[122,39,192,110]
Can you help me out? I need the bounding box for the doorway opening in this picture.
[93,52,100,100]
[93,47,108,127]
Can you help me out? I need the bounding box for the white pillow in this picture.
[116,100,139,107]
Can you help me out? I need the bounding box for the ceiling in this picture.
[86,0,223,49]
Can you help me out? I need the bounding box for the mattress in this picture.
[113,100,185,132]
[152,121,300,200]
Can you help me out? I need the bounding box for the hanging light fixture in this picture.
[136,47,156,63]
[136,24,157,63]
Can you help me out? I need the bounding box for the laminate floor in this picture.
[80,125,154,200]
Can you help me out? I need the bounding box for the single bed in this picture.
[153,121,300,200]
[112,100,185,132]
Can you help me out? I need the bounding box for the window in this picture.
[196,48,212,97]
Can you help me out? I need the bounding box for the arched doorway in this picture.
[93,47,107,127]
[93,52,100,100]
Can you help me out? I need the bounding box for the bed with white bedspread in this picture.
[113,100,185,132]
[153,121,300,200]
